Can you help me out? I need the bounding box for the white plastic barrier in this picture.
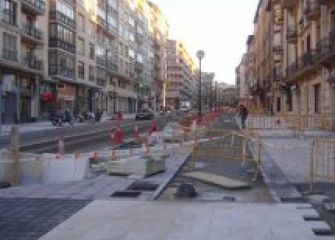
[0,150,89,185]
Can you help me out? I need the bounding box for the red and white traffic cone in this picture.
[74,152,80,160]
[56,136,65,159]
[142,138,149,154]
[113,127,123,145]
[133,125,139,142]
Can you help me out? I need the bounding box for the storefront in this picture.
[56,84,77,112]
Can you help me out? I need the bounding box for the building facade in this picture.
[0,0,170,123]
[165,39,197,110]
[239,0,335,116]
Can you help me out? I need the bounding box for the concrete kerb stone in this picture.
[248,142,302,203]
[151,149,192,200]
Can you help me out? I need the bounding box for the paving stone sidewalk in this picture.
[0,198,90,240]
[38,200,333,240]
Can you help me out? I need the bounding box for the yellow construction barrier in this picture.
[189,129,262,182]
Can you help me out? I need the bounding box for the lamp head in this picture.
[196,50,205,60]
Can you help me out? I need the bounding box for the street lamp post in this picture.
[196,50,205,122]
[113,83,117,114]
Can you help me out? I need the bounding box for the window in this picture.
[1,0,17,25]
[77,38,85,56]
[2,32,17,61]
[89,65,95,82]
[89,21,95,38]
[89,43,95,59]
[78,61,85,79]
[78,14,85,32]
[55,0,74,20]
[314,83,321,114]
[49,23,75,44]
[128,48,135,59]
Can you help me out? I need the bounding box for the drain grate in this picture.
[111,191,142,198]
[127,182,159,191]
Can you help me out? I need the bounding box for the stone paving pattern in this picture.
[0,198,90,240]
[39,200,333,240]
[0,175,134,200]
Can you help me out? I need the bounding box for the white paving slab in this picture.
[38,201,334,240]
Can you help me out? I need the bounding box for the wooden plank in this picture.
[183,171,250,190]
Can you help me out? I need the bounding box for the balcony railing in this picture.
[49,38,75,54]
[304,0,321,21]
[326,76,335,84]
[22,0,45,15]
[96,56,107,67]
[21,55,42,70]
[49,65,75,78]
[21,25,43,41]
[2,49,18,62]
[107,60,118,73]
[49,10,75,30]
[286,50,317,79]
[135,62,144,72]
[273,44,283,54]
[287,26,298,41]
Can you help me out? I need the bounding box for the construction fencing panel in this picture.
[310,139,335,192]
[246,114,335,132]
[190,130,262,181]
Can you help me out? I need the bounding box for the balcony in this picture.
[326,76,335,85]
[49,65,75,78]
[97,16,107,29]
[304,0,321,21]
[285,50,318,81]
[49,38,75,54]
[317,31,335,65]
[96,56,107,68]
[282,0,298,8]
[2,49,18,62]
[287,26,298,42]
[273,44,283,55]
[49,11,76,30]
[107,59,118,73]
[135,62,144,72]
[136,33,144,44]
[21,54,43,70]
[21,25,43,44]
[21,0,45,15]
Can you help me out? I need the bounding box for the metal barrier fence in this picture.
[310,139,335,192]
[247,114,335,131]
[189,130,262,182]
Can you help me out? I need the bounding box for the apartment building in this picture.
[166,39,196,109]
[239,0,335,116]
[148,1,169,111]
[281,0,335,115]
[0,0,171,123]
[201,72,215,110]
[235,54,248,102]
[0,0,47,123]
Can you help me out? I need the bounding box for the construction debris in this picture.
[183,171,250,190]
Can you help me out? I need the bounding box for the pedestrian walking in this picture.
[239,104,249,129]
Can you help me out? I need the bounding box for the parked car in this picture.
[135,109,154,121]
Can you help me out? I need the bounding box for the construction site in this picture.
[1,111,335,240]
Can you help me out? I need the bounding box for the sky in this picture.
[152,0,259,85]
